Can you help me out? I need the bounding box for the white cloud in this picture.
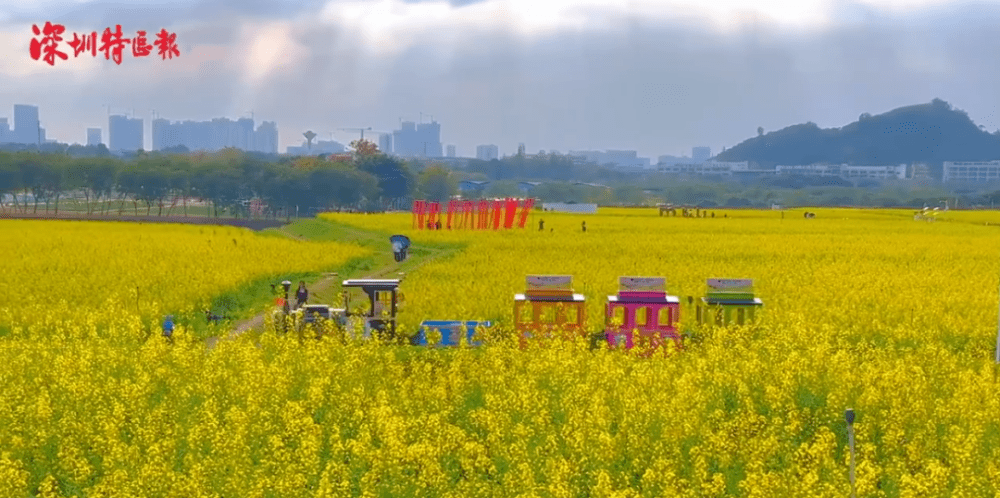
[240,22,304,87]
[3,0,1000,156]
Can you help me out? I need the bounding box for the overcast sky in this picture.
[1,0,998,159]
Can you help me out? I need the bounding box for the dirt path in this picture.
[205,222,459,349]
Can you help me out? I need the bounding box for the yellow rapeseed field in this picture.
[0,220,368,338]
[2,209,1000,497]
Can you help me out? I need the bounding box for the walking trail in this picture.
[205,222,458,349]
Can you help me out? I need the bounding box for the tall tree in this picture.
[417,164,457,203]
[356,153,415,201]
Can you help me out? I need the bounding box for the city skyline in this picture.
[3,0,999,160]
[0,103,694,161]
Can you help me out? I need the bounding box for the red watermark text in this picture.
[30,22,180,66]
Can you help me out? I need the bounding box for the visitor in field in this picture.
[539,219,544,231]
[581,221,587,232]
[162,315,174,342]
[296,281,308,309]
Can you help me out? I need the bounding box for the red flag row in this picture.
[413,198,536,230]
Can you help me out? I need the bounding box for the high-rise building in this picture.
[0,118,10,143]
[378,133,392,154]
[235,118,254,151]
[692,146,711,163]
[86,128,101,146]
[109,115,143,152]
[391,120,443,157]
[152,118,172,150]
[476,145,499,161]
[151,117,278,153]
[14,104,40,145]
[446,145,456,157]
[254,121,278,154]
[518,143,525,155]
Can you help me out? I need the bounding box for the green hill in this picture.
[714,99,1000,179]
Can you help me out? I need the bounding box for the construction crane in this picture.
[340,127,372,141]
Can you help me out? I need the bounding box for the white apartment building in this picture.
[775,164,906,180]
[942,161,1000,182]
[659,161,750,175]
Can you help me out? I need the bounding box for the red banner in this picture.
[413,200,426,230]
[492,200,503,230]
[428,202,440,229]
[517,198,535,228]
[463,201,474,229]
[478,200,490,229]
[446,200,457,229]
[503,198,518,228]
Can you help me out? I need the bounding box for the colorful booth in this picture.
[695,278,763,327]
[605,276,681,353]
[514,275,586,347]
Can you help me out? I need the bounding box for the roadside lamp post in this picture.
[846,408,856,498]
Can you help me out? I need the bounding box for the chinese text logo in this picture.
[30,22,180,66]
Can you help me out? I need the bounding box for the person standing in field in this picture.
[581,221,587,232]
[539,219,545,231]
[162,315,174,343]
[295,281,308,309]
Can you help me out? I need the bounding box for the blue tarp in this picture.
[415,321,492,347]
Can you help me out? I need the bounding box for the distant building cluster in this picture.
[9,102,1000,185]
[659,161,752,176]
[657,161,909,180]
[0,103,284,155]
[691,146,712,163]
[153,117,278,153]
[391,121,442,157]
[0,105,47,145]
[476,144,499,161]
[286,139,345,155]
[775,164,907,180]
[567,150,651,169]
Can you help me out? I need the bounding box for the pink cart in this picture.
[605,277,682,355]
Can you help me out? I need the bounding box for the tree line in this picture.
[0,140,465,218]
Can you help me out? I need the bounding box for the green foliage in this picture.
[716,98,1000,179]
[417,164,457,202]
[0,149,414,217]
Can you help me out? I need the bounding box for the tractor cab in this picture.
[342,278,402,340]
